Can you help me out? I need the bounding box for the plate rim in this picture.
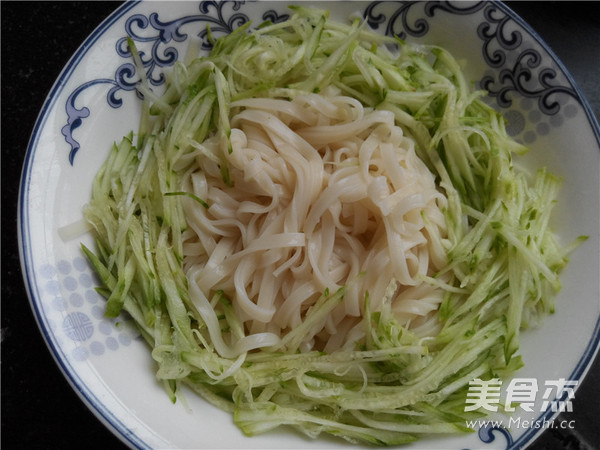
[496,2,600,447]
[17,2,148,448]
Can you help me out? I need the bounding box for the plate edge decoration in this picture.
[61,0,290,165]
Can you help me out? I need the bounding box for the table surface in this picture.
[2,2,599,449]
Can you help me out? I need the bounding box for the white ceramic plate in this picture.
[19,1,600,449]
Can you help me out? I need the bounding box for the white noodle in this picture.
[182,93,450,354]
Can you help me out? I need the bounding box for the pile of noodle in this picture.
[179,88,450,355]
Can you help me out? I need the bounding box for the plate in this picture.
[18,1,600,449]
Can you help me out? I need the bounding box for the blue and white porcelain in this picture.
[18,1,600,449]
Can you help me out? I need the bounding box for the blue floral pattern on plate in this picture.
[63,1,582,165]
[63,1,289,165]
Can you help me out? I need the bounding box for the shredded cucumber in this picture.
[82,6,586,446]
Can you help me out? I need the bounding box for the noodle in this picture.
[182,88,449,354]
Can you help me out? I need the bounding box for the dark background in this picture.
[2,2,599,449]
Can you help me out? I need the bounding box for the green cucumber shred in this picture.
[82,6,586,446]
